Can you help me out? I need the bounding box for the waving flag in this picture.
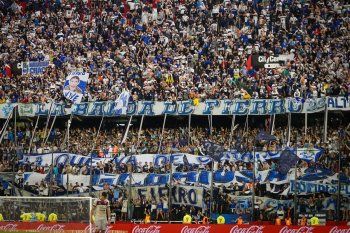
[277,149,298,175]
[115,89,130,115]
[255,130,276,142]
[202,140,225,162]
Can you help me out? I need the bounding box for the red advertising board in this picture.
[0,222,350,233]
[115,224,350,233]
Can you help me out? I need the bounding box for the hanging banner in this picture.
[63,71,88,103]
[132,185,203,207]
[21,61,49,75]
[251,54,294,69]
[0,96,349,119]
[20,153,111,167]
[19,153,212,168]
[220,148,323,163]
[116,153,212,167]
[290,180,350,196]
[0,103,16,119]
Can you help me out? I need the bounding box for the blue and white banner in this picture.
[0,103,15,119]
[19,153,212,168]
[132,185,204,207]
[220,148,323,163]
[115,90,131,115]
[290,180,350,196]
[116,153,212,167]
[1,97,349,119]
[63,71,88,103]
[19,153,112,167]
[21,61,49,75]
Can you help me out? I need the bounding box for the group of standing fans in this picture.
[0,0,349,103]
[0,0,349,228]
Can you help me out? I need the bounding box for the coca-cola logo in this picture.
[84,224,113,233]
[181,226,211,233]
[36,224,65,232]
[279,226,314,233]
[0,224,18,231]
[329,226,350,233]
[230,225,265,233]
[132,225,162,233]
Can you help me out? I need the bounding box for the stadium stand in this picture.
[0,0,349,232]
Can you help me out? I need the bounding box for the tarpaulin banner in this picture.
[20,153,112,167]
[19,153,212,167]
[290,180,350,196]
[1,96,349,119]
[132,185,204,207]
[21,61,49,75]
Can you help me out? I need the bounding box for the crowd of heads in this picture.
[0,0,349,104]
[0,114,349,222]
[0,0,350,224]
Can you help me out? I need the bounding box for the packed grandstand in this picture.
[0,0,349,232]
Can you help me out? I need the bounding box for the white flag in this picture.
[115,90,130,115]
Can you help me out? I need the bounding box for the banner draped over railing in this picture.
[1,96,349,118]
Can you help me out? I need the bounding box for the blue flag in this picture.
[277,149,298,175]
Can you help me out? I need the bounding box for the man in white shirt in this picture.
[91,192,111,233]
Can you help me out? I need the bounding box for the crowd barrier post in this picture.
[252,147,256,221]
[228,115,236,149]
[28,115,40,154]
[43,99,56,140]
[168,162,173,223]
[188,114,191,145]
[287,113,291,146]
[136,115,145,153]
[89,114,105,196]
[127,162,133,221]
[337,152,341,221]
[209,159,214,222]
[304,113,308,140]
[158,114,167,153]
[323,97,329,143]
[14,105,17,147]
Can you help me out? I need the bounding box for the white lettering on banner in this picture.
[36,224,65,232]
[84,225,112,233]
[329,227,350,233]
[0,224,18,231]
[230,226,265,233]
[181,226,211,233]
[279,226,314,233]
[132,225,162,233]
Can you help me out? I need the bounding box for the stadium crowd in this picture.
[0,0,349,104]
[0,119,349,222]
[0,0,350,225]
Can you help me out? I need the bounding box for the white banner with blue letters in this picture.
[1,97,349,119]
